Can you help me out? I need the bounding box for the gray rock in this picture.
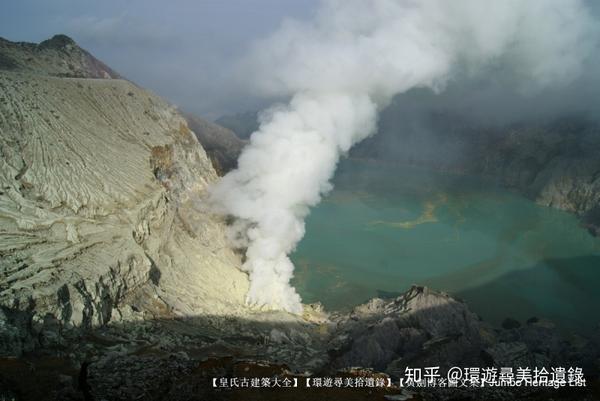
[0,35,250,357]
[328,286,485,374]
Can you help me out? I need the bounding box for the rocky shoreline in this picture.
[1,285,599,400]
[350,112,600,237]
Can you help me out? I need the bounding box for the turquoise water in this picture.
[291,159,600,332]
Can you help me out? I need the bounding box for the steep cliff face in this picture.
[182,111,245,175]
[471,119,600,235]
[350,109,600,234]
[0,36,249,355]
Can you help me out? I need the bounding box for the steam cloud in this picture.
[210,0,597,314]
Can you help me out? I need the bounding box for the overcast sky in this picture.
[1,0,319,119]
[2,1,600,123]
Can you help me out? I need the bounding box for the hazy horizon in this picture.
[0,0,319,120]
[2,0,600,124]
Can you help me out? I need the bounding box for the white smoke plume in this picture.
[210,0,597,314]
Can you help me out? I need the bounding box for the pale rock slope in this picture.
[0,34,120,79]
[0,36,249,355]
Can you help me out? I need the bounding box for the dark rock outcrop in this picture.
[328,287,486,373]
[2,285,598,400]
[182,111,246,175]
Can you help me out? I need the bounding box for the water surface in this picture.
[291,159,600,332]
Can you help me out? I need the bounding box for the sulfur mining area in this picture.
[0,33,599,401]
